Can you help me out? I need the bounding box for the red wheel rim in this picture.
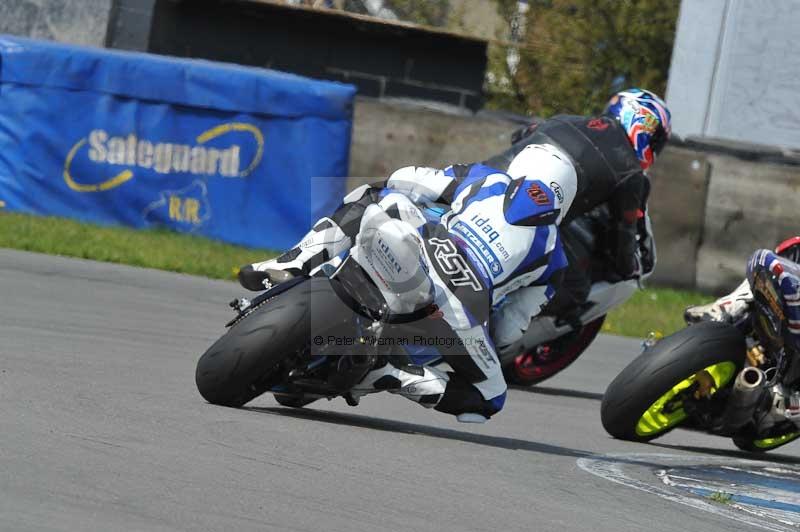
[510,316,605,385]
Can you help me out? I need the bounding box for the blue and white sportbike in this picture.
[194,202,652,411]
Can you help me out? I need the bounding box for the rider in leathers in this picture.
[238,88,671,421]
[242,163,568,422]
[485,88,671,346]
[686,238,800,349]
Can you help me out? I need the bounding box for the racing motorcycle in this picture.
[498,205,654,385]
[195,205,653,410]
[601,268,800,453]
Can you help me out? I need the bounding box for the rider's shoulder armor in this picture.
[443,164,562,288]
[444,163,560,227]
[502,178,560,227]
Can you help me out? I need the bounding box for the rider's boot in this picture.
[238,265,295,291]
[350,359,504,423]
[684,278,752,325]
[349,358,450,408]
[238,217,349,291]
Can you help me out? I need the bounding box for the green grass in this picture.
[604,286,715,338]
[0,211,276,280]
[0,211,714,338]
[707,491,734,505]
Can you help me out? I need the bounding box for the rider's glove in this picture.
[609,223,640,281]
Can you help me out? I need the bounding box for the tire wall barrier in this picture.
[0,36,356,250]
[350,98,800,294]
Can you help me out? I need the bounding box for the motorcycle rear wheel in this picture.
[601,321,745,442]
[732,432,800,453]
[505,316,605,386]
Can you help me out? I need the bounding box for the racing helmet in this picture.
[604,88,672,170]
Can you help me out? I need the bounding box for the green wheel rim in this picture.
[635,361,738,437]
[752,432,800,449]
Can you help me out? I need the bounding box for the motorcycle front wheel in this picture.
[195,277,350,408]
[601,321,745,442]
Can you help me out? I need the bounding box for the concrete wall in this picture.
[696,154,800,292]
[349,98,800,294]
[105,0,155,51]
[349,98,519,185]
[667,0,800,150]
[645,147,711,289]
[0,0,112,47]
[649,145,799,293]
[664,0,727,139]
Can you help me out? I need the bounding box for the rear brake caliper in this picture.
[747,345,766,367]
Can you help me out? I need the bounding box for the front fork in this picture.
[279,318,386,398]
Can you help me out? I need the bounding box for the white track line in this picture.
[576,453,796,532]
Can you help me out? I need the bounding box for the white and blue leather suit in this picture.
[243,158,576,421]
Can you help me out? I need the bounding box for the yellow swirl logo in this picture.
[63,123,264,193]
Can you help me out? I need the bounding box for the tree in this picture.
[484,0,530,113]
[487,0,680,116]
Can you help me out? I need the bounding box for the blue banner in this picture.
[0,36,356,250]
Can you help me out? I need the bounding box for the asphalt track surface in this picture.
[2,249,799,532]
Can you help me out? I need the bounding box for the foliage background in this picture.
[486,0,681,116]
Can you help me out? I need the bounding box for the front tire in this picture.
[195,278,351,408]
[601,321,745,442]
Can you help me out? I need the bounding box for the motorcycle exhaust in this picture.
[718,367,769,433]
[737,367,766,388]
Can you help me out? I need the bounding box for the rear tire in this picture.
[732,432,800,453]
[601,321,745,442]
[505,316,605,386]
